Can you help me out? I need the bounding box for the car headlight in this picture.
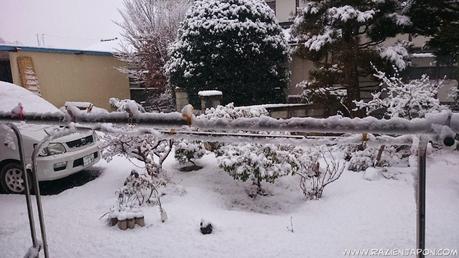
[39,143,66,157]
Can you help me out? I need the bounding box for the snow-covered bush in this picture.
[174,140,206,166]
[118,170,165,207]
[347,145,406,172]
[347,147,375,172]
[174,103,270,166]
[166,0,290,106]
[199,103,269,120]
[217,144,297,196]
[109,97,146,114]
[294,147,345,200]
[108,169,167,225]
[355,68,446,119]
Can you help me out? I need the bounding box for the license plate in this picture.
[83,154,95,166]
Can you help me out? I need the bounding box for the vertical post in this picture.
[8,124,38,251]
[417,137,428,258]
[31,142,50,258]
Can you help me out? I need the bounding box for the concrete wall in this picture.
[8,51,129,110]
[289,54,314,96]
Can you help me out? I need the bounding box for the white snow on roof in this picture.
[198,90,223,97]
[0,81,60,113]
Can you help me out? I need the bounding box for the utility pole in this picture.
[41,34,45,47]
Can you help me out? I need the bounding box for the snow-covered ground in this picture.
[0,150,458,258]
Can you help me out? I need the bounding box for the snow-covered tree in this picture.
[406,0,459,64]
[117,0,191,112]
[291,1,411,116]
[355,68,446,119]
[166,0,290,107]
[102,132,173,178]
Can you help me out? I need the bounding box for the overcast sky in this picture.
[0,0,124,49]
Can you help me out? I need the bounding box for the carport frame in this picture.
[2,109,458,258]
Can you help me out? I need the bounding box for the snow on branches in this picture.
[102,131,173,178]
[166,0,289,106]
[199,103,269,120]
[109,98,146,114]
[116,0,191,112]
[291,0,410,115]
[174,140,206,167]
[379,43,410,70]
[217,144,296,196]
[294,147,345,200]
[355,68,446,119]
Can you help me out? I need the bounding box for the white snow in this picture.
[379,43,409,70]
[198,90,223,97]
[0,81,61,113]
[412,53,436,58]
[1,149,458,257]
[387,13,412,26]
[327,5,375,23]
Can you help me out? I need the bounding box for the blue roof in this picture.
[0,44,113,57]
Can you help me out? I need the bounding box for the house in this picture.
[0,44,130,110]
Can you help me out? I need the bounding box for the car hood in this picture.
[17,124,92,143]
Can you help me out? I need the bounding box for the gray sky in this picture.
[0,0,124,49]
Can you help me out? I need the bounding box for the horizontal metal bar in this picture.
[1,109,458,135]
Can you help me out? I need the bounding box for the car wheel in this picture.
[0,162,31,194]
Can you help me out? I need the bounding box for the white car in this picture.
[0,81,101,194]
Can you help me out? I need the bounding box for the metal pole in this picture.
[7,124,39,251]
[417,137,428,258]
[31,141,50,258]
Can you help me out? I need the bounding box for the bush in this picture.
[174,140,206,166]
[347,144,405,172]
[294,147,345,200]
[217,144,296,196]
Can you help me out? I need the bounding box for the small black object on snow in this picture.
[200,219,213,235]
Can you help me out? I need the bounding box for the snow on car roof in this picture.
[0,81,61,113]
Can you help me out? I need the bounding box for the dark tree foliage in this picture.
[166,0,290,107]
[291,0,409,116]
[406,0,459,64]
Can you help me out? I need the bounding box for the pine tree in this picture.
[406,0,459,64]
[165,0,290,107]
[291,0,410,116]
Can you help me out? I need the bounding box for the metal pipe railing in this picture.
[2,106,458,258]
[1,108,458,135]
[7,124,39,255]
